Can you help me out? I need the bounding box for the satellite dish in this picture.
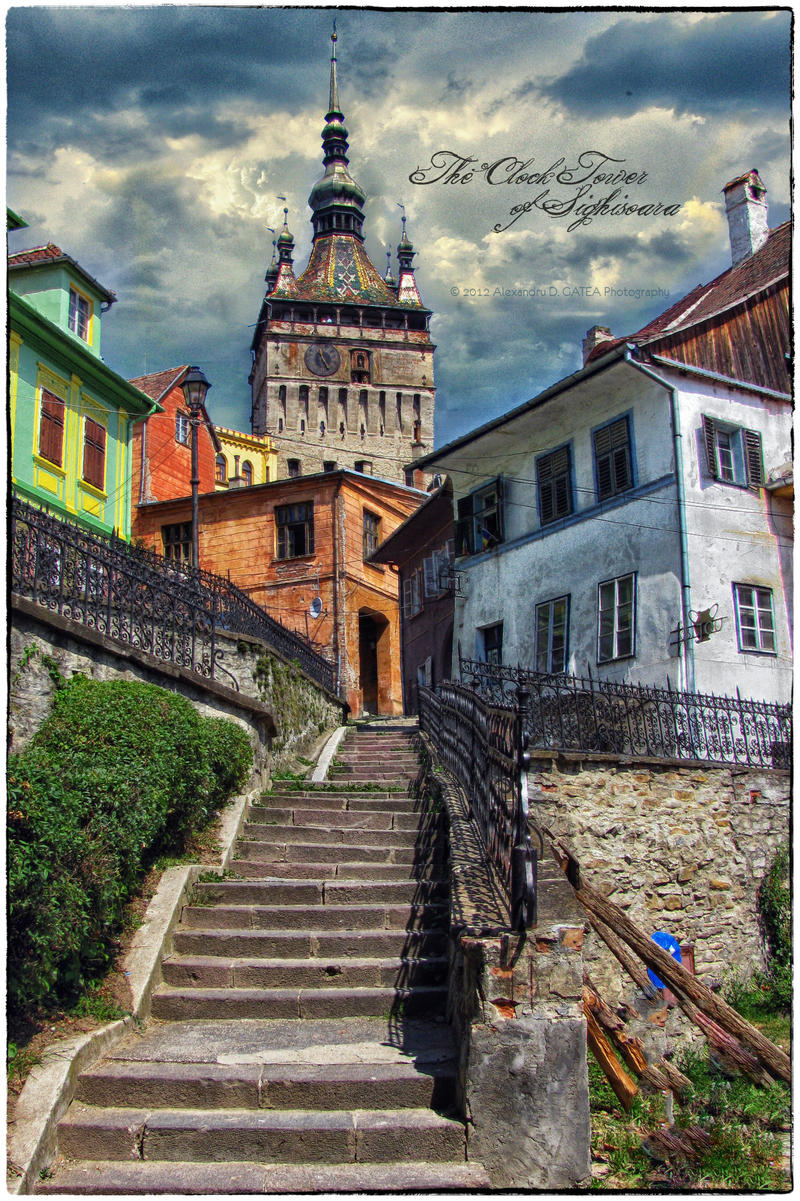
[309,596,323,619]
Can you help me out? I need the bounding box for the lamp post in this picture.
[180,366,211,569]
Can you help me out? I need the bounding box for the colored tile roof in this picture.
[588,221,790,363]
[8,243,116,303]
[274,234,415,307]
[128,366,190,404]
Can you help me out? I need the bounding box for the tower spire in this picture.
[329,20,340,115]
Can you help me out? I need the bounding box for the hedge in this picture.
[7,677,252,1017]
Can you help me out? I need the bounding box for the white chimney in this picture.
[582,325,614,365]
[723,170,768,267]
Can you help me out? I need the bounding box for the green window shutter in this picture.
[702,414,719,479]
[744,429,764,488]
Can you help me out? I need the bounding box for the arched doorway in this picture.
[358,609,390,714]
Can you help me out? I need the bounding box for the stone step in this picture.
[242,822,420,848]
[75,1058,457,1112]
[36,1157,491,1193]
[228,861,446,885]
[57,1104,466,1164]
[150,985,448,1022]
[180,902,448,932]
[161,955,449,990]
[173,928,448,958]
[224,864,449,893]
[256,794,417,810]
[234,839,433,866]
[251,807,415,829]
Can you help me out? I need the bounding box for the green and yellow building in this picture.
[8,226,156,539]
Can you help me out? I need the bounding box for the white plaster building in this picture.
[414,171,791,704]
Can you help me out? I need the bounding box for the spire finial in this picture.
[329,19,340,115]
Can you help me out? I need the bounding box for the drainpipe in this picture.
[624,348,695,692]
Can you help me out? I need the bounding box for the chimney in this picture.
[582,325,614,365]
[723,169,768,267]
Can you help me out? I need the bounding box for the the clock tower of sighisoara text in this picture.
[249,28,435,483]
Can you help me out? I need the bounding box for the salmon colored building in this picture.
[132,468,425,715]
[129,366,220,524]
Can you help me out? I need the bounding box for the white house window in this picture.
[175,412,190,445]
[68,289,91,340]
[456,478,504,556]
[733,583,776,653]
[598,573,635,662]
[594,416,633,501]
[702,415,764,489]
[535,596,569,673]
[480,622,503,665]
[537,445,572,525]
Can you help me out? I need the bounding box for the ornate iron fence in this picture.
[459,654,790,770]
[11,496,337,696]
[418,680,537,930]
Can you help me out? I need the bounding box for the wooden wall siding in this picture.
[650,281,790,394]
[132,474,422,715]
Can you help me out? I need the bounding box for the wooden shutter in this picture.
[423,554,438,598]
[538,448,570,523]
[493,476,505,542]
[701,415,719,480]
[743,429,764,488]
[595,420,630,500]
[82,418,106,490]
[39,390,65,467]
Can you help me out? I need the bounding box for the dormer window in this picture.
[68,288,91,341]
[176,412,190,445]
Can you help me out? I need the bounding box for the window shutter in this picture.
[423,554,438,598]
[743,429,764,488]
[702,415,719,479]
[83,418,106,490]
[39,390,65,466]
[402,578,412,619]
[494,476,505,542]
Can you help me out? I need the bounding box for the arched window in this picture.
[215,455,227,483]
[242,461,253,486]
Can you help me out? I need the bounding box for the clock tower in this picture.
[249,29,435,482]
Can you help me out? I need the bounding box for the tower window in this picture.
[287,458,301,478]
[68,289,91,341]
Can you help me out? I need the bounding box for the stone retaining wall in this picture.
[9,599,346,781]
[528,753,790,1007]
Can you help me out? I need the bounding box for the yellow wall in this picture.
[214,427,277,489]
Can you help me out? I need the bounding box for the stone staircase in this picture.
[38,722,489,1193]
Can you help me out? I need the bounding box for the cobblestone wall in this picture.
[529,755,790,1006]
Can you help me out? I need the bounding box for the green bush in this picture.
[7,678,251,1017]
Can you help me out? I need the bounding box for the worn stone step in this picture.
[242,822,420,848]
[173,928,448,958]
[262,789,413,803]
[181,901,448,932]
[228,860,444,883]
[161,955,449,990]
[150,984,448,1022]
[234,840,433,866]
[255,798,417,815]
[36,1157,491,1193]
[59,1104,465,1164]
[222,871,447,898]
[74,1058,456,1111]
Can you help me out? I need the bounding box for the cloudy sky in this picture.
[7,6,791,447]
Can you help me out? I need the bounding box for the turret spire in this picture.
[329,20,340,116]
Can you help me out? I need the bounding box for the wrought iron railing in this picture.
[11,496,337,696]
[418,680,537,930]
[459,655,791,770]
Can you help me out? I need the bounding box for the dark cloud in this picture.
[542,13,791,118]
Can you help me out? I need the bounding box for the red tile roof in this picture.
[8,243,116,303]
[128,366,189,403]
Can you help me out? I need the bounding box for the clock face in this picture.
[305,343,341,376]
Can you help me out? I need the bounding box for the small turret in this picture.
[396,212,423,306]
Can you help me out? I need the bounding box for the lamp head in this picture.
[181,366,211,414]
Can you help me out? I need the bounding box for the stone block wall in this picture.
[528,753,790,1006]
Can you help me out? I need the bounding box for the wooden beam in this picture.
[584,1005,639,1112]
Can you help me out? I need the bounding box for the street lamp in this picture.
[180,366,211,569]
